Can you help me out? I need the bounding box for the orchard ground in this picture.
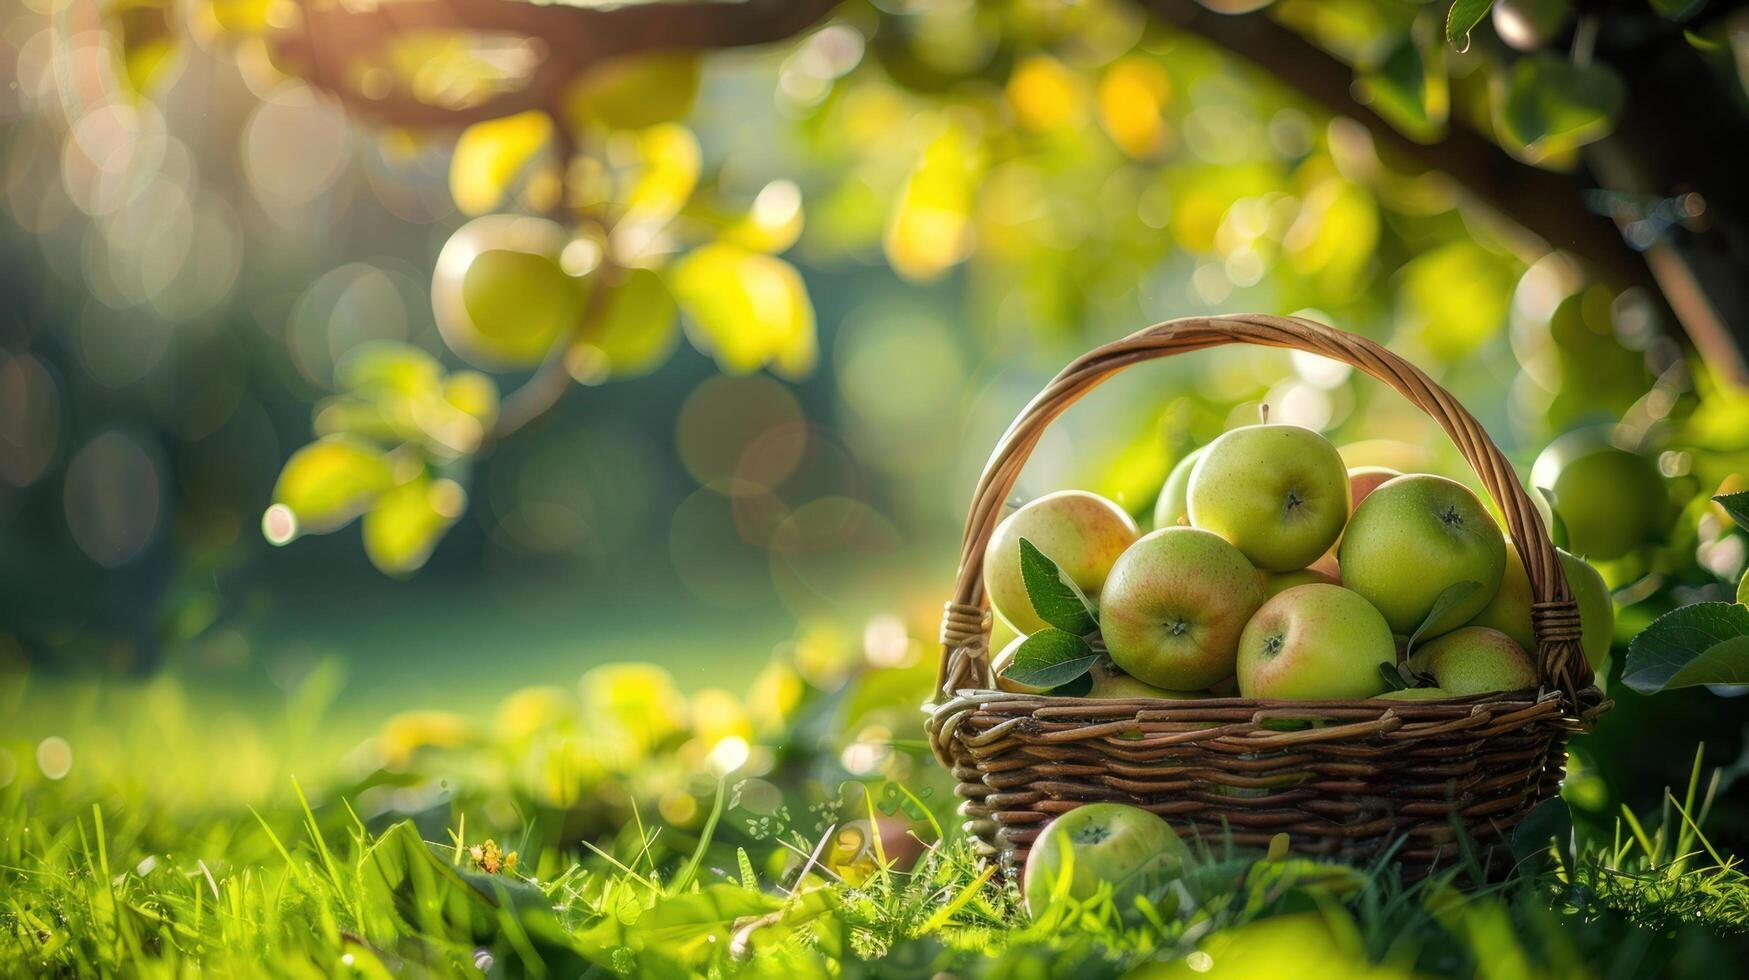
[4,631,1748,977]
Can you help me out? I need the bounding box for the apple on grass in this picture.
[1022,803,1187,919]
[1408,626,1538,695]
[1152,447,1204,529]
[1100,527,1265,691]
[984,490,1139,636]
[1466,541,1613,670]
[1236,584,1395,700]
[1338,474,1506,637]
[1186,424,1350,571]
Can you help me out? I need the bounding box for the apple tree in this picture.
[7,0,1747,587]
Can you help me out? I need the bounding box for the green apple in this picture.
[1099,528,1265,690]
[984,491,1139,636]
[1466,541,1613,670]
[1187,424,1349,571]
[1235,584,1395,700]
[1262,567,1340,599]
[1378,687,1453,701]
[1152,447,1204,529]
[1022,803,1187,919]
[1532,427,1669,560]
[1409,627,1538,695]
[991,635,1053,695]
[1338,475,1505,636]
[1085,657,1208,699]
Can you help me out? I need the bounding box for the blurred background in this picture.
[3,0,1748,861]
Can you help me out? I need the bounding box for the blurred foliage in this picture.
[11,0,1746,580]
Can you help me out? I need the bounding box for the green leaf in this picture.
[270,437,394,535]
[1405,580,1483,654]
[1623,602,1749,693]
[1378,662,1408,691]
[1494,56,1625,164]
[1018,538,1098,635]
[1511,797,1573,873]
[1715,492,1749,533]
[669,243,817,378]
[1001,630,1099,689]
[1356,21,1448,141]
[1446,0,1495,51]
[571,267,680,381]
[448,110,553,216]
[1648,0,1705,21]
[362,475,463,576]
[1737,571,1748,607]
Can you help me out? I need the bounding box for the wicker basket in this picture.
[926,314,1612,878]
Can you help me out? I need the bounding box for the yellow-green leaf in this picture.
[362,475,465,575]
[721,180,804,254]
[571,267,679,380]
[449,110,553,216]
[1396,241,1513,361]
[271,437,394,535]
[109,0,182,95]
[884,122,978,282]
[623,123,701,230]
[443,371,499,429]
[336,341,442,397]
[669,244,816,378]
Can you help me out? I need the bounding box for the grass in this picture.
[4,654,1749,976]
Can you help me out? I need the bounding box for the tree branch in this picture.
[279,0,844,130]
[1133,0,1749,382]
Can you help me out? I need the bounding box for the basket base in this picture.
[939,690,1585,881]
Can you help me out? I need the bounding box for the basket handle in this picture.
[936,314,1590,702]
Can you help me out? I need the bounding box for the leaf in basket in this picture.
[1378,662,1408,692]
[1715,491,1749,534]
[1403,581,1482,655]
[1622,602,1749,694]
[1018,537,1098,635]
[1053,671,1094,697]
[1001,629,1099,689]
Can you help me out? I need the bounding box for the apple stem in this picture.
[1259,403,1270,424]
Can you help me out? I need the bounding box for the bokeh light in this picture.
[62,428,163,567]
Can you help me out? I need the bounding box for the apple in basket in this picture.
[1407,626,1539,695]
[1338,474,1506,637]
[1185,423,1350,572]
[1099,527,1265,691]
[1236,584,1395,700]
[1022,802,1188,919]
[1467,541,1613,670]
[984,491,1139,636]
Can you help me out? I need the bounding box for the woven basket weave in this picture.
[926,314,1611,878]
